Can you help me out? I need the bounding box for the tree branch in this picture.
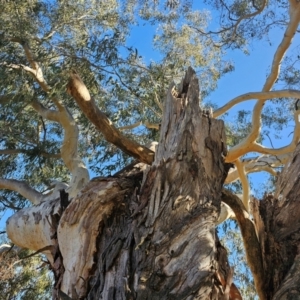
[31,99,89,197]
[8,38,49,92]
[0,179,43,205]
[214,89,300,118]
[230,0,267,40]
[191,0,267,46]
[66,70,155,165]
[235,158,250,211]
[226,110,300,162]
[221,189,266,300]
[5,38,90,198]
[249,4,300,142]
[225,153,290,183]
[118,121,142,131]
[30,100,60,122]
[222,3,300,163]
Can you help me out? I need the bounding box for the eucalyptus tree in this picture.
[1,0,300,299]
[0,241,52,300]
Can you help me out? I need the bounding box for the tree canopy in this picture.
[1,0,300,298]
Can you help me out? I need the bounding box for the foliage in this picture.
[0,240,52,300]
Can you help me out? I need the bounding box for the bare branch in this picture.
[248,4,300,140]
[230,0,267,39]
[221,189,266,300]
[263,2,300,92]
[226,153,290,183]
[214,89,300,118]
[223,3,300,163]
[118,121,142,131]
[235,158,250,211]
[226,110,300,162]
[32,98,89,197]
[3,38,90,197]
[0,179,43,205]
[66,71,155,165]
[8,38,49,91]
[30,101,60,122]
[216,202,235,225]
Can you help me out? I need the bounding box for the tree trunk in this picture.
[83,68,231,299]
[252,141,300,299]
[7,68,240,299]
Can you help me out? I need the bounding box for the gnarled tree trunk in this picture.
[7,68,239,299]
[84,68,231,299]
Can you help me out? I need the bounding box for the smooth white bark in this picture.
[0,179,43,205]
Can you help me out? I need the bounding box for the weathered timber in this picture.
[252,142,300,299]
[86,67,230,299]
[7,68,234,299]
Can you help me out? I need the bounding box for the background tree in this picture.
[1,0,300,299]
[0,241,52,300]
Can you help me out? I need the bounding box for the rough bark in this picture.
[251,142,300,299]
[7,68,237,299]
[84,67,231,299]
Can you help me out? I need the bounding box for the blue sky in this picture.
[126,9,299,198]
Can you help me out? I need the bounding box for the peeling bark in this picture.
[6,198,61,262]
[55,176,138,298]
[84,67,231,299]
[6,68,238,299]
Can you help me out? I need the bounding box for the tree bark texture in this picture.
[83,68,230,299]
[7,68,236,299]
[252,142,300,299]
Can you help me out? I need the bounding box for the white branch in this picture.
[31,100,89,198]
[214,89,300,118]
[235,159,250,211]
[222,2,300,162]
[6,38,90,199]
[0,179,43,205]
[247,5,300,143]
[226,153,291,183]
[226,110,300,162]
[216,202,235,225]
